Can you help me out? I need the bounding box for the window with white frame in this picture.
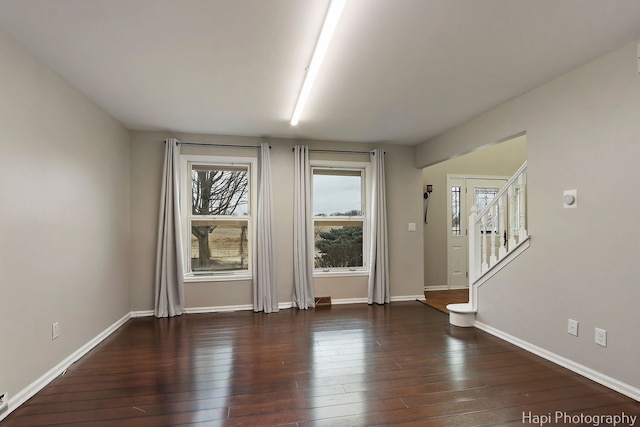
[181,155,256,280]
[311,163,369,274]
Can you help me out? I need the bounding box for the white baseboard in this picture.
[185,302,295,313]
[130,310,154,318]
[425,286,469,291]
[424,285,449,291]
[184,304,254,314]
[390,295,426,302]
[1,312,131,422]
[331,295,425,305]
[332,297,368,305]
[475,320,640,402]
[182,296,425,312]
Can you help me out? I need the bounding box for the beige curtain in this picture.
[254,142,279,312]
[154,138,185,317]
[292,145,315,309]
[368,149,390,304]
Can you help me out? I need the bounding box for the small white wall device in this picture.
[563,189,577,208]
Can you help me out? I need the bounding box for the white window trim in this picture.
[310,160,371,277]
[180,154,257,282]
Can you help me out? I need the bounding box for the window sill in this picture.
[184,273,252,283]
[313,269,369,278]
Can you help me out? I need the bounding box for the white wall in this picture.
[416,40,640,391]
[130,132,424,311]
[0,30,131,402]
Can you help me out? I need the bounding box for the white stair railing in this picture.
[468,161,528,309]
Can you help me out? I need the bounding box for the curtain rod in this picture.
[292,148,378,155]
[172,141,270,149]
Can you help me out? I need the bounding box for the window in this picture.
[474,187,500,233]
[451,186,461,235]
[181,156,256,281]
[311,164,369,274]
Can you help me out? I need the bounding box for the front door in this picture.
[447,176,507,289]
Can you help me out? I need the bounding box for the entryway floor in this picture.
[422,289,469,314]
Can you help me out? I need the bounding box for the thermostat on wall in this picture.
[563,189,577,208]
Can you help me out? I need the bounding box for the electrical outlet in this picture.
[567,319,579,337]
[52,322,60,340]
[595,328,607,347]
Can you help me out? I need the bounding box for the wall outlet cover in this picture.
[595,328,607,347]
[52,322,60,340]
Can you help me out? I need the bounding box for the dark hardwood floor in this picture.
[3,302,639,426]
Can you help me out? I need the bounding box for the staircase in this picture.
[447,161,530,327]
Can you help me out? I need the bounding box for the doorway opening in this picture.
[422,134,527,291]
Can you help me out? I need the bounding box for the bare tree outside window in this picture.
[190,165,249,271]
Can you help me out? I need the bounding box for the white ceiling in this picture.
[1,0,640,145]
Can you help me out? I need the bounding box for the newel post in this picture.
[518,171,528,240]
[468,205,478,309]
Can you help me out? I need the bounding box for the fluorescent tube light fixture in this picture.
[290,0,346,126]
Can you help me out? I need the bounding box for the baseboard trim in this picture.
[332,297,368,305]
[424,285,449,291]
[182,296,425,312]
[184,302,295,314]
[425,286,468,291]
[391,295,425,302]
[474,320,640,402]
[184,304,254,314]
[130,310,154,318]
[1,312,131,422]
[331,295,425,305]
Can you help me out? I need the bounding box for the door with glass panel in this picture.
[447,176,507,289]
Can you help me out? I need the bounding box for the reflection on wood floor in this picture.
[3,302,638,426]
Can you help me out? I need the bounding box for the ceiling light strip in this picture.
[290,0,346,126]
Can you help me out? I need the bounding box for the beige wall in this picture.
[130,132,424,311]
[423,135,527,287]
[0,31,131,401]
[416,40,640,390]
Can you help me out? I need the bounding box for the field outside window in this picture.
[182,156,256,280]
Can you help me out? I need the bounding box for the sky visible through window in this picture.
[313,174,362,216]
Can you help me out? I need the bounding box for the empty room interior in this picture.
[1,1,640,425]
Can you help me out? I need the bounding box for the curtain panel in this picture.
[254,142,279,313]
[292,145,315,309]
[154,138,185,317]
[368,149,390,304]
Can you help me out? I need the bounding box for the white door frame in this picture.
[446,174,509,289]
